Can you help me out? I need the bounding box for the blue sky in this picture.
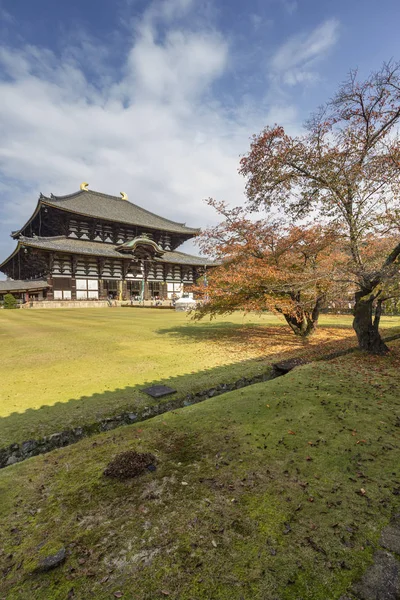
[1,0,400,271]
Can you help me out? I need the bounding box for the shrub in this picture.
[3,293,18,309]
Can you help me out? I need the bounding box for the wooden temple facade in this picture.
[0,186,213,303]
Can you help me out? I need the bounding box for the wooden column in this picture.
[160,282,168,300]
[71,277,77,300]
[97,259,106,299]
[98,279,107,300]
[47,276,54,300]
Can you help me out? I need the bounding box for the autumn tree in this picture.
[193,199,344,337]
[239,61,400,354]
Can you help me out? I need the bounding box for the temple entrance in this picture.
[149,281,162,300]
[103,279,118,299]
[127,280,141,300]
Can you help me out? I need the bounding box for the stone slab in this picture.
[272,358,308,375]
[141,385,177,398]
[352,551,400,600]
[380,514,400,555]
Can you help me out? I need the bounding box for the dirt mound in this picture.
[104,450,156,479]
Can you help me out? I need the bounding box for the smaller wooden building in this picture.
[0,280,49,304]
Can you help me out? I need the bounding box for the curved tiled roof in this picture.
[40,190,200,235]
[3,236,216,267]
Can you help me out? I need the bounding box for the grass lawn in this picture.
[0,309,399,447]
[1,340,399,599]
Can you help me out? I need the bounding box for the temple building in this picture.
[0,185,213,304]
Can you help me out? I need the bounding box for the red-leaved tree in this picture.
[239,62,400,353]
[193,199,345,337]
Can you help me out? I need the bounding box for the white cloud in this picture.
[0,2,14,25]
[270,18,340,86]
[0,0,300,267]
[281,0,298,15]
[142,0,194,24]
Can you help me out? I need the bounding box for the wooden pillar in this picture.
[98,279,107,300]
[47,276,54,300]
[160,282,168,300]
[121,280,128,300]
[144,281,150,300]
[70,277,77,300]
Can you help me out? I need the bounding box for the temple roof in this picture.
[13,189,200,237]
[0,279,49,292]
[3,236,215,267]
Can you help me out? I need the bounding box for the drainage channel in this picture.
[2,332,400,470]
[0,370,278,469]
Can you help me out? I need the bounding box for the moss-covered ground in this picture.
[1,341,399,599]
[1,308,399,446]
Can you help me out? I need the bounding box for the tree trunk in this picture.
[281,294,324,338]
[282,312,316,337]
[353,290,389,355]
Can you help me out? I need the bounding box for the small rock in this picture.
[22,440,37,454]
[33,547,66,573]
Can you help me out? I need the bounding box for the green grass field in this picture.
[1,309,399,447]
[1,340,399,599]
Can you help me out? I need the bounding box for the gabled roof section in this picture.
[0,279,49,293]
[116,236,164,257]
[44,189,199,235]
[1,236,216,268]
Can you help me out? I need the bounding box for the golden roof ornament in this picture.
[120,191,128,201]
[80,182,89,191]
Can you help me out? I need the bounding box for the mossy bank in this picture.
[1,341,400,599]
